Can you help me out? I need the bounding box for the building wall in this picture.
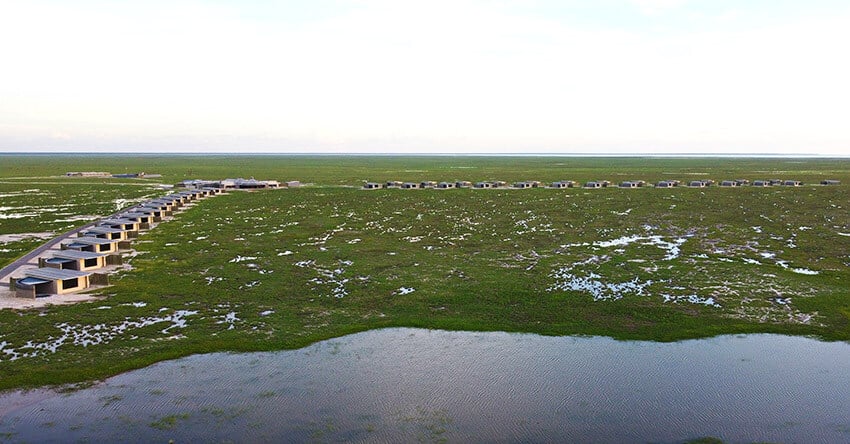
[56,275,89,294]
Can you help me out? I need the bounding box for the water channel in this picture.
[2,328,849,443]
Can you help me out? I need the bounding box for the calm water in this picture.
[1,328,849,443]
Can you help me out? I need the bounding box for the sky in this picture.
[2,0,850,155]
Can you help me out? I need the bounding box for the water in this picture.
[2,328,849,443]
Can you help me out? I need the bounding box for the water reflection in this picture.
[2,329,850,443]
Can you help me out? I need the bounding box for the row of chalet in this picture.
[11,188,222,299]
[365,179,841,190]
[179,178,299,190]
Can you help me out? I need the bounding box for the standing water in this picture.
[1,328,849,442]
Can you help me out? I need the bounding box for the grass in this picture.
[0,155,849,391]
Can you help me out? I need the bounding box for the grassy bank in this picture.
[1,155,849,390]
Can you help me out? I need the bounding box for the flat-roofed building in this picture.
[149,199,177,210]
[79,226,128,241]
[551,181,576,188]
[64,236,119,254]
[164,194,189,204]
[14,268,91,298]
[44,250,107,271]
[142,202,173,215]
[120,212,153,224]
[131,207,163,221]
[99,218,141,232]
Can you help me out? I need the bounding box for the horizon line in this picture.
[1,152,849,158]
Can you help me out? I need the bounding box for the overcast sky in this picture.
[2,0,849,154]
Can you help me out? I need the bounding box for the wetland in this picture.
[1,154,849,441]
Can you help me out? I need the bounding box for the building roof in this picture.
[71,236,117,245]
[24,267,91,280]
[83,226,124,235]
[147,201,175,208]
[120,212,151,219]
[100,218,139,226]
[131,207,159,214]
[52,250,107,260]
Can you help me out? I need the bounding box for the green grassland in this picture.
[1,154,849,390]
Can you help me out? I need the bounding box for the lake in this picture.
[1,328,849,443]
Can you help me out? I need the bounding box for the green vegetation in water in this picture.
[149,413,191,430]
[1,155,849,391]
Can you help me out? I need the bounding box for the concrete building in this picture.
[551,181,577,188]
[43,250,107,272]
[79,226,128,241]
[120,212,153,225]
[142,202,173,215]
[131,207,164,222]
[149,198,178,210]
[14,268,92,298]
[232,178,280,189]
[99,218,141,232]
[63,237,120,254]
